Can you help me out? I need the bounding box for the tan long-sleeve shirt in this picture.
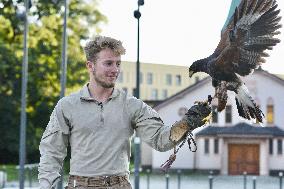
[38,84,175,189]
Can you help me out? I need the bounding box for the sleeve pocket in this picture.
[42,111,61,140]
[42,127,60,140]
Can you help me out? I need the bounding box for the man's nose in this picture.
[111,65,119,73]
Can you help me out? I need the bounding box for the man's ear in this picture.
[86,61,94,71]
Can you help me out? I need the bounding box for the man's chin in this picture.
[102,82,115,88]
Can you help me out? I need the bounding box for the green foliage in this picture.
[0,0,106,163]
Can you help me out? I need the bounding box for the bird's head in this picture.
[188,62,199,78]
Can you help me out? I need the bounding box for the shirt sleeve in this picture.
[38,100,70,189]
[127,96,175,152]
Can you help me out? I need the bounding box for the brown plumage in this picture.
[188,0,282,123]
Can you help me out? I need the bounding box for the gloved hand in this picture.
[170,101,212,143]
[185,102,212,128]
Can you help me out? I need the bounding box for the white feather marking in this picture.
[236,84,254,107]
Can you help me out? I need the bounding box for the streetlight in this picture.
[57,0,69,189]
[18,0,32,188]
[133,1,144,189]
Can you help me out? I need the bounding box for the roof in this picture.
[154,69,284,111]
[254,68,284,87]
[196,122,284,137]
[154,76,211,110]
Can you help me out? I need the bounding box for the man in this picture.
[38,35,211,189]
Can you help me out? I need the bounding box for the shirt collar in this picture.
[80,83,120,101]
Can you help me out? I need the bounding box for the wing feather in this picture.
[214,0,281,77]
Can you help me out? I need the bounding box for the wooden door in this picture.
[229,144,259,175]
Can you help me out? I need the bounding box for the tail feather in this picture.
[235,84,264,122]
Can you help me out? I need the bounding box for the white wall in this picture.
[269,138,284,170]
[151,71,284,172]
[243,72,284,129]
[195,137,221,170]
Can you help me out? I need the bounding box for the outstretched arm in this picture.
[127,96,211,152]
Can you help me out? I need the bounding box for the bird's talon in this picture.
[202,112,212,124]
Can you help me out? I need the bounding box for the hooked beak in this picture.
[188,70,194,78]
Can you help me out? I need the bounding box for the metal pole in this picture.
[136,7,140,99]
[280,172,283,189]
[134,137,140,189]
[146,169,150,189]
[209,174,213,189]
[243,171,247,189]
[177,169,181,189]
[166,174,169,189]
[133,1,143,188]
[134,13,140,189]
[19,0,29,188]
[252,176,256,189]
[57,0,68,188]
[60,0,68,99]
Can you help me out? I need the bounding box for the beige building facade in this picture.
[116,61,207,100]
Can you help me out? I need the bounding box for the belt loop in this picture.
[104,176,111,186]
[84,177,89,187]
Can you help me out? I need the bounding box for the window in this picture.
[204,139,209,154]
[225,105,232,123]
[212,106,218,123]
[214,139,219,154]
[166,74,172,85]
[267,105,274,124]
[278,139,283,155]
[117,72,123,83]
[151,89,158,100]
[162,89,168,99]
[175,75,181,86]
[269,138,273,155]
[147,73,153,85]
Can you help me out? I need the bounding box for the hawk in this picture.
[188,0,282,123]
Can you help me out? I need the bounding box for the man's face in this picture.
[89,48,121,88]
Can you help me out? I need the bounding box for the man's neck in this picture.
[88,81,114,103]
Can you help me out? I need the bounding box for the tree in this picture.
[0,0,106,163]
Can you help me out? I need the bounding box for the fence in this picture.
[0,166,283,189]
[0,164,38,188]
[131,170,284,189]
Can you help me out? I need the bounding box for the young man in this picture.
[38,36,211,189]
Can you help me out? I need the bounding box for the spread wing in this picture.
[214,0,282,76]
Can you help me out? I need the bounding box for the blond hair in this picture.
[84,35,126,62]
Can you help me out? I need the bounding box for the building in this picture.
[142,69,284,175]
[116,61,207,100]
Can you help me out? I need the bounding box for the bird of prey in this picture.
[188,0,282,123]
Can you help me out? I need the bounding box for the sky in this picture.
[98,0,284,75]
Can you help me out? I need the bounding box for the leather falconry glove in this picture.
[161,99,212,172]
[170,101,212,144]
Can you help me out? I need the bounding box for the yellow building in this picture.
[116,61,208,100]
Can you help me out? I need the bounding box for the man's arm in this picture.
[127,97,211,152]
[38,100,70,189]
